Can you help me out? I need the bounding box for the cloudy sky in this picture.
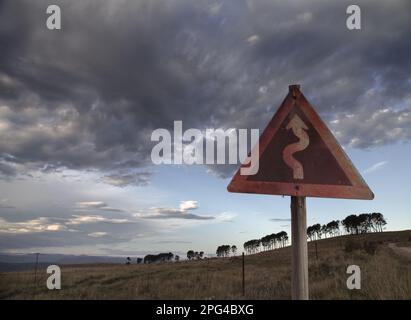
[0,0,410,257]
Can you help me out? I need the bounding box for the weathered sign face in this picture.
[227,85,374,200]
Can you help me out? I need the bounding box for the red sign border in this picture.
[227,86,374,200]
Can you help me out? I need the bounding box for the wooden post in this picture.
[242,252,245,297]
[34,253,39,284]
[291,196,309,300]
[33,252,39,299]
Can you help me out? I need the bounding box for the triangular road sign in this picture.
[228,85,374,200]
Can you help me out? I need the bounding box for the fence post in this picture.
[242,252,245,297]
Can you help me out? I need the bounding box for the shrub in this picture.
[363,241,378,255]
[344,240,362,253]
[318,262,332,275]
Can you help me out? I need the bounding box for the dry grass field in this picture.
[1,231,410,300]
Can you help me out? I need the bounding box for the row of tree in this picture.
[126,253,180,264]
[240,213,386,255]
[216,245,237,257]
[342,212,386,234]
[307,221,340,241]
[307,213,386,241]
[186,250,205,260]
[128,213,386,263]
[143,252,175,264]
[244,231,289,254]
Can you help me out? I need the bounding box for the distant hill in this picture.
[0,254,128,272]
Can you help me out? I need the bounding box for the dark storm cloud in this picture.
[0,0,411,181]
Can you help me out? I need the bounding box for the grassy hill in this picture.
[1,230,410,300]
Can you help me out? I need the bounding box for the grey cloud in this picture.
[136,201,214,220]
[270,218,291,222]
[154,240,192,244]
[363,161,388,175]
[102,171,153,187]
[87,232,108,238]
[0,204,14,209]
[74,201,124,212]
[66,214,129,225]
[0,214,131,234]
[0,216,67,234]
[0,213,155,251]
[0,0,410,182]
[330,107,411,149]
[138,207,214,220]
[0,156,18,178]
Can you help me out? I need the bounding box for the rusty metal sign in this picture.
[228,85,374,200]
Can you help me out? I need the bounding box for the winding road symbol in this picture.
[282,114,309,179]
[228,84,374,199]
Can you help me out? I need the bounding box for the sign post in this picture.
[228,85,374,300]
[242,252,245,297]
[291,196,308,299]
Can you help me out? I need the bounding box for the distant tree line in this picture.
[307,213,386,241]
[307,221,340,241]
[216,245,237,257]
[143,252,174,264]
[129,213,386,264]
[243,231,289,254]
[186,250,205,260]
[238,213,387,256]
[341,213,386,235]
[126,253,180,264]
